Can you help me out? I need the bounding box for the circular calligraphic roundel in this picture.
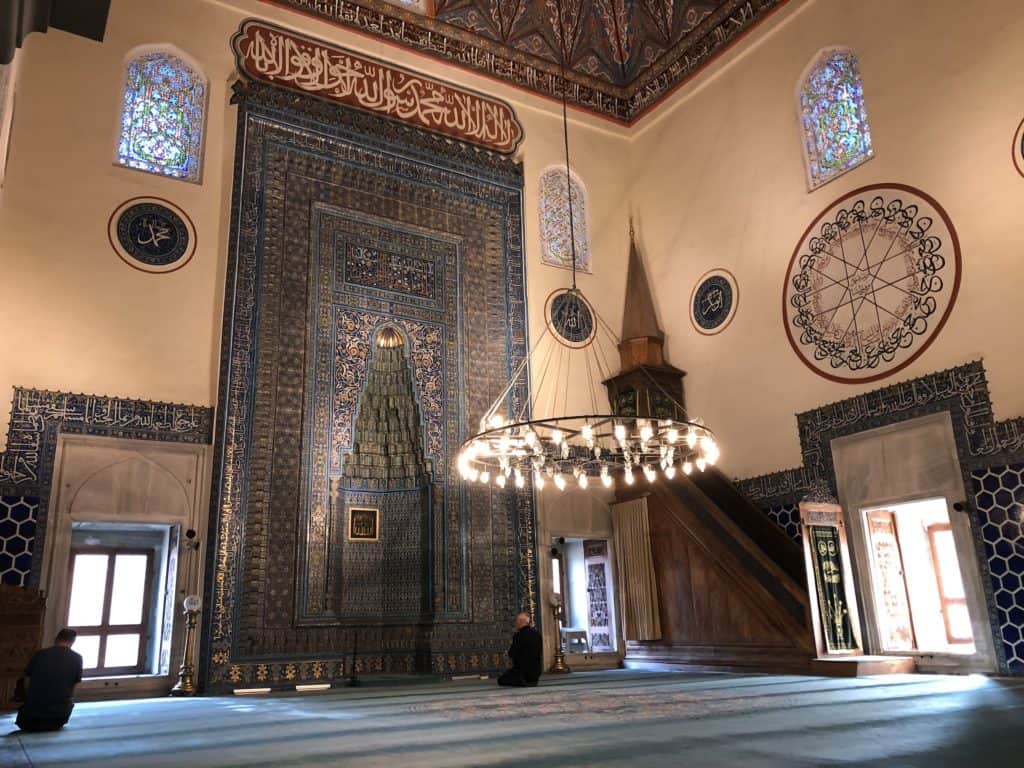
[107,197,196,273]
[783,183,961,383]
[690,269,738,335]
[1013,117,1024,178]
[545,289,596,348]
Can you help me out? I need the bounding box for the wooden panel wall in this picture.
[621,479,814,671]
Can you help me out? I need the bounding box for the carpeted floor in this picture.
[3,670,1023,767]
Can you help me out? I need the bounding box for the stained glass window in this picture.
[117,51,206,182]
[799,49,873,190]
[539,167,592,273]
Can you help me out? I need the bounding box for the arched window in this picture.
[538,167,592,273]
[799,49,873,190]
[117,49,206,182]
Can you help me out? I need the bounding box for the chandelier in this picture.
[456,1,720,492]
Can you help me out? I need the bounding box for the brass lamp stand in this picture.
[171,595,201,696]
[548,598,571,674]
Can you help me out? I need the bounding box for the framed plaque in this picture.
[347,507,379,541]
[800,501,863,656]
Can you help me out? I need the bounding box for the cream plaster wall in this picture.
[628,0,1024,480]
[0,0,633,457]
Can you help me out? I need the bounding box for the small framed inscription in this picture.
[348,507,379,541]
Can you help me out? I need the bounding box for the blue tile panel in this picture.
[972,463,1024,672]
[0,496,39,586]
[765,502,802,544]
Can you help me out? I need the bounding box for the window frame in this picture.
[65,547,155,676]
[797,47,874,191]
[113,45,208,184]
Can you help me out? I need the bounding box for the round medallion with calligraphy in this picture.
[690,269,738,335]
[783,183,961,383]
[545,289,596,348]
[1013,116,1024,178]
[108,197,196,273]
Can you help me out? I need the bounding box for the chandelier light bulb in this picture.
[696,458,707,472]
[578,473,588,489]
[488,414,504,429]
[640,422,653,442]
[524,430,537,447]
[480,470,490,484]
[515,472,525,489]
[624,468,634,485]
[551,429,563,445]
[469,468,479,482]
[534,470,545,490]
[686,430,697,449]
[600,469,612,488]
[667,428,679,444]
[643,466,656,483]
[665,465,676,479]
[554,473,567,491]
[682,461,693,475]
[582,423,593,442]
[614,423,626,443]
[495,474,506,488]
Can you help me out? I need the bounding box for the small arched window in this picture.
[117,49,206,182]
[799,49,873,190]
[538,166,591,273]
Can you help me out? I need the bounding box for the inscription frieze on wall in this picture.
[232,20,524,154]
[736,361,1024,505]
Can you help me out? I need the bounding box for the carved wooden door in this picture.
[866,511,917,652]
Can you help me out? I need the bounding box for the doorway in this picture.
[862,498,974,655]
[831,412,996,673]
[551,537,617,655]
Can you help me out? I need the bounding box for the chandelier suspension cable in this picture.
[556,0,579,291]
[455,0,721,493]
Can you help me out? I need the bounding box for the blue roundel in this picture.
[549,290,595,345]
[692,275,734,331]
[116,202,190,266]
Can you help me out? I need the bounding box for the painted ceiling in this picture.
[264,0,788,123]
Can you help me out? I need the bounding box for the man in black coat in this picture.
[16,628,84,732]
[497,612,542,687]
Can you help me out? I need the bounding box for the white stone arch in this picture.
[796,46,874,190]
[538,165,592,273]
[114,43,209,183]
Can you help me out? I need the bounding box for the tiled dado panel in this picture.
[0,496,38,586]
[765,502,801,544]
[734,361,1024,674]
[972,463,1024,672]
[0,388,213,585]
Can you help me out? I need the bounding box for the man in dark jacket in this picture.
[16,628,83,732]
[497,612,542,687]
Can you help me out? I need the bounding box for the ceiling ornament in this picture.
[263,0,788,123]
[783,183,961,384]
[231,19,524,154]
[457,4,719,492]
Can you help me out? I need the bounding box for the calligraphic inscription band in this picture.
[231,20,524,155]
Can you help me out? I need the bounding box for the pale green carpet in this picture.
[3,670,1023,767]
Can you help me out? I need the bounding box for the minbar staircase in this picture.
[620,470,815,672]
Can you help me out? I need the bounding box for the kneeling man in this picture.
[497,612,542,687]
[17,629,83,732]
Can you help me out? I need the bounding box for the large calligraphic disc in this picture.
[784,184,960,383]
[108,197,196,273]
[690,269,738,335]
[545,288,596,348]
